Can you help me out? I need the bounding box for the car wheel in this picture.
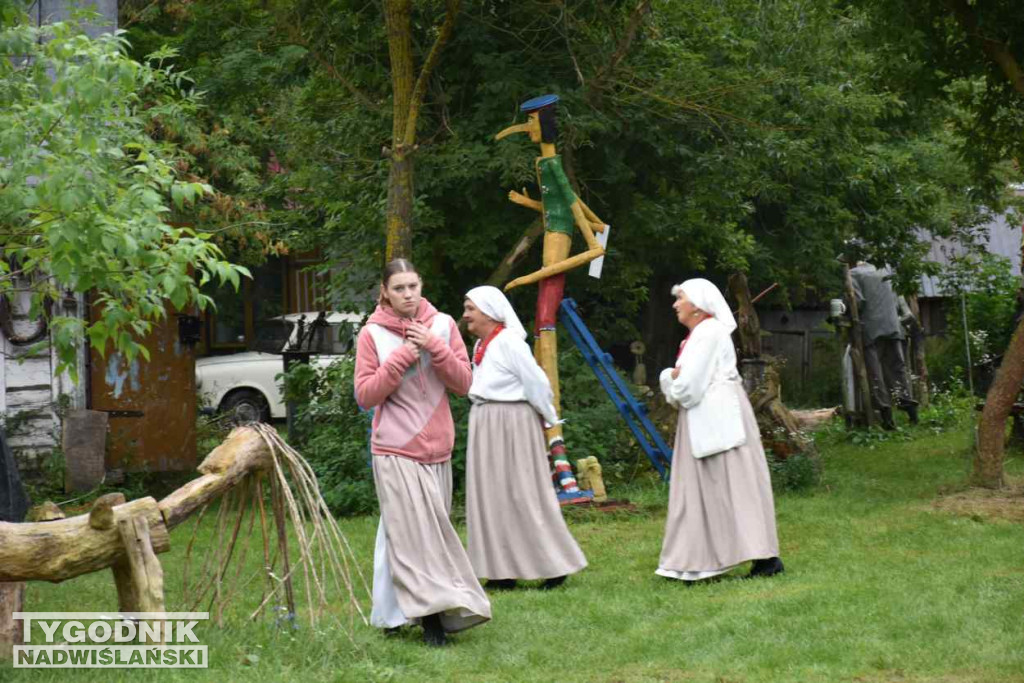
[220,389,271,425]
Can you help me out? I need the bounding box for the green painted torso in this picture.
[535,155,576,236]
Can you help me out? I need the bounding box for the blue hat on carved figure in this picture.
[520,94,559,112]
[522,94,559,143]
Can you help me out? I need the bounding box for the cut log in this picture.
[791,407,840,430]
[0,427,271,584]
[158,427,274,531]
[0,497,168,583]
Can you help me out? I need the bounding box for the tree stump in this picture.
[729,272,817,460]
[748,361,816,459]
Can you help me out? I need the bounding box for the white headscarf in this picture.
[465,286,528,340]
[671,278,737,333]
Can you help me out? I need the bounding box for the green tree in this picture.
[0,6,248,377]
[857,0,1024,488]
[120,0,1009,380]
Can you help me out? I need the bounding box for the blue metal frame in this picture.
[559,299,673,480]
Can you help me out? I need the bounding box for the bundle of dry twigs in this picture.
[182,423,370,636]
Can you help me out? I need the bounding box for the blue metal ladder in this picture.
[559,298,673,479]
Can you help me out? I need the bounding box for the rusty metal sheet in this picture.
[89,308,197,473]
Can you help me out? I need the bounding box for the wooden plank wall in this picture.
[1,289,87,476]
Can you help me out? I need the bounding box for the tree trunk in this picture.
[728,272,761,358]
[384,0,416,261]
[382,0,461,262]
[486,218,545,287]
[946,0,1024,487]
[974,315,1024,488]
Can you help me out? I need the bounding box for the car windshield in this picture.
[250,316,355,355]
[252,319,291,351]
[294,318,355,354]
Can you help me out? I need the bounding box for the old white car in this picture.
[195,311,363,423]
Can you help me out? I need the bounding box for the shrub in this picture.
[283,359,378,516]
[767,450,821,493]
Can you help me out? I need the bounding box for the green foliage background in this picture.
[118,0,1021,369]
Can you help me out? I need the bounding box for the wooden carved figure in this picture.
[495,94,609,498]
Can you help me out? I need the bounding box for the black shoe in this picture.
[748,557,785,578]
[421,613,447,647]
[485,579,518,591]
[540,576,566,590]
[904,403,919,425]
[383,626,403,638]
[879,407,896,431]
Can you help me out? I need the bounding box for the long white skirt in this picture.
[465,402,587,580]
[370,455,491,632]
[657,384,780,580]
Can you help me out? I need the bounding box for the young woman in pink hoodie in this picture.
[354,259,491,647]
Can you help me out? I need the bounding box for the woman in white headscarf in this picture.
[462,286,587,590]
[657,278,783,581]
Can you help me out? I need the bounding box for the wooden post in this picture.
[906,294,930,408]
[113,515,166,644]
[486,218,546,287]
[0,583,24,659]
[844,265,876,428]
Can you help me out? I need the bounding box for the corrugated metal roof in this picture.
[918,213,1022,297]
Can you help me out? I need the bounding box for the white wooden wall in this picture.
[1,289,87,474]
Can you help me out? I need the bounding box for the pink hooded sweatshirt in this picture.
[354,299,472,463]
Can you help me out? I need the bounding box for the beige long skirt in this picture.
[657,384,779,580]
[371,455,491,633]
[466,402,587,581]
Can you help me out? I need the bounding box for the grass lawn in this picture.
[8,419,1024,682]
